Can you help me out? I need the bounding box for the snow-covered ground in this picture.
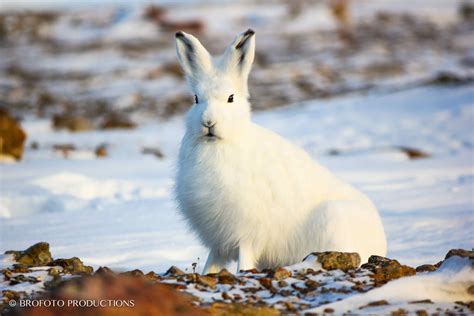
[1,84,473,273]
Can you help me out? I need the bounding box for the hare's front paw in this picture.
[237,243,256,272]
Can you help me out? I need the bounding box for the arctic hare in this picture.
[175,29,387,274]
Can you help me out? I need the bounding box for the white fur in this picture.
[174,30,387,274]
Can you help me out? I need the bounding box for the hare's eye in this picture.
[227,94,234,103]
[194,95,199,104]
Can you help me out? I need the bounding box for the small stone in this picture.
[6,242,52,267]
[2,289,24,302]
[361,300,389,308]
[53,143,76,158]
[52,114,94,132]
[165,265,185,276]
[415,310,428,316]
[142,147,164,159]
[11,264,30,273]
[277,280,288,288]
[304,279,320,290]
[221,292,232,300]
[48,267,60,276]
[258,278,274,290]
[100,114,136,130]
[409,299,433,304]
[391,308,407,316]
[95,144,108,158]
[272,267,291,280]
[323,308,335,313]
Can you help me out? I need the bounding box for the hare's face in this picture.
[176,30,255,142]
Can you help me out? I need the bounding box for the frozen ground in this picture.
[1,84,473,274]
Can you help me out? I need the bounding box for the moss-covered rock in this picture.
[362,255,416,286]
[306,251,361,271]
[5,242,52,267]
[48,257,93,275]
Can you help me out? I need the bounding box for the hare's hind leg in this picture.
[304,200,387,264]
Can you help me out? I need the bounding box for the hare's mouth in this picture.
[202,132,220,141]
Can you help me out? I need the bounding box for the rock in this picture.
[145,271,161,282]
[143,4,166,23]
[397,146,430,160]
[409,299,433,304]
[222,292,232,300]
[460,2,474,21]
[416,264,437,273]
[468,285,474,295]
[323,308,335,313]
[100,113,136,130]
[165,265,185,276]
[306,251,361,271]
[270,267,291,280]
[0,108,26,160]
[121,269,144,277]
[360,300,389,309]
[304,279,320,291]
[52,143,76,158]
[428,71,473,85]
[391,308,408,316]
[48,257,93,275]
[142,147,164,159]
[197,275,217,288]
[444,249,474,260]
[52,114,94,132]
[8,273,205,316]
[277,280,288,288]
[48,267,60,277]
[258,278,275,290]
[11,265,30,273]
[95,266,115,276]
[160,19,204,34]
[95,144,108,158]
[5,242,52,267]
[217,269,237,285]
[362,255,416,286]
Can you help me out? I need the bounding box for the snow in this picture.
[306,255,474,314]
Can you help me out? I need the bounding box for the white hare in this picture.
[174,29,387,274]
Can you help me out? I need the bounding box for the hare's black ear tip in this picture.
[244,29,255,36]
[175,31,185,38]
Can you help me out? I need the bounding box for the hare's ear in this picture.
[175,31,213,80]
[221,29,255,87]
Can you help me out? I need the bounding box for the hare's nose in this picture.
[202,120,216,128]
